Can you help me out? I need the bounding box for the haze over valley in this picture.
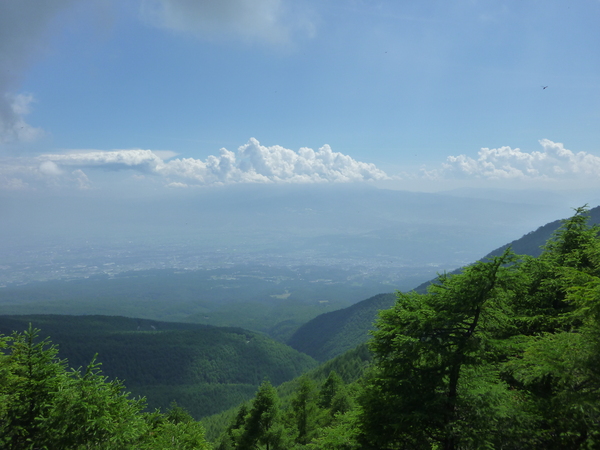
[1,184,590,287]
[1,1,600,447]
[3,181,596,345]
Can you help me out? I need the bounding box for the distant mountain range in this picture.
[484,206,600,258]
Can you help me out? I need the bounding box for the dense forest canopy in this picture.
[0,315,318,420]
[360,206,600,449]
[0,326,211,449]
[2,206,600,449]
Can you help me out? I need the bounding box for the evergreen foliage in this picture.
[202,343,370,443]
[355,206,600,449]
[216,206,600,450]
[217,372,353,450]
[358,249,519,449]
[0,326,210,449]
[287,377,321,445]
[0,315,318,419]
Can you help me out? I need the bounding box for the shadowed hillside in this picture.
[0,314,318,419]
[287,293,395,361]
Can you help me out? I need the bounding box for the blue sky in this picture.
[1,0,600,193]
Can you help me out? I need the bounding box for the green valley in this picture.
[3,206,600,449]
[0,315,317,419]
[0,264,403,342]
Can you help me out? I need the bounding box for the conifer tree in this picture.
[0,326,68,448]
[0,327,211,450]
[238,380,284,450]
[356,207,600,450]
[289,376,320,445]
[318,371,344,409]
[357,249,520,449]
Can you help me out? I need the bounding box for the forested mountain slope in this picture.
[287,293,395,361]
[289,205,600,362]
[0,315,318,419]
[201,343,373,442]
[210,207,600,449]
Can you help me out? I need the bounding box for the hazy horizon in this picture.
[1,1,599,287]
[1,182,596,287]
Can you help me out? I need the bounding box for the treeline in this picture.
[216,372,356,450]
[201,342,372,442]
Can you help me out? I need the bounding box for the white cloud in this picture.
[151,150,178,160]
[430,139,600,181]
[8,138,598,193]
[140,0,311,44]
[165,138,390,184]
[166,181,189,188]
[40,149,165,172]
[39,160,62,176]
[38,138,389,187]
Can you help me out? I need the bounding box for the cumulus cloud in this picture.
[39,160,62,176]
[428,139,600,181]
[140,0,312,44]
[5,138,600,192]
[38,138,389,187]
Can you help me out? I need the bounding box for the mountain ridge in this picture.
[288,205,600,360]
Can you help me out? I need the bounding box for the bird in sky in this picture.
[542,86,549,89]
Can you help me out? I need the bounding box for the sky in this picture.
[1,0,600,195]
